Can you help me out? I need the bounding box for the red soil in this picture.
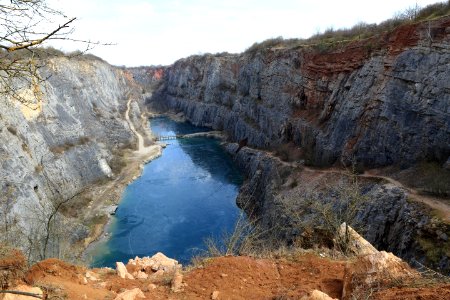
[0,251,447,299]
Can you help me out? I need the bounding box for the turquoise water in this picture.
[89,117,243,267]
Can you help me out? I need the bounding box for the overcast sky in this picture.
[47,0,442,66]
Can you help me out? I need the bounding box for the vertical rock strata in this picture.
[149,19,450,168]
[0,57,139,259]
[148,18,450,272]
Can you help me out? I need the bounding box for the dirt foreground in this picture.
[2,248,449,300]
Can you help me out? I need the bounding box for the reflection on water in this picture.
[89,117,243,267]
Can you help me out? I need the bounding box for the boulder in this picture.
[335,223,377,256]
[1,285,43,300]
[126,252,180,274]
[116,262,134,280]
[113,288,145,300]
[151,252,179,272]
[342,251,419,299]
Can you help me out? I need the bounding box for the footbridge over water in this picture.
[154,131,224,141]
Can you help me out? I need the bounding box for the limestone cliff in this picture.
[147,17,450,273]
[0,56,141,261]
[149,18,450,168]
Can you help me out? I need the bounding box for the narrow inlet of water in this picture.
[89,116,244,267]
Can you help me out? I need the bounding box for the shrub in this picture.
[34,164,43,173]
[244,2,450,55]
[49,137,90,154]
[245,36,285,55]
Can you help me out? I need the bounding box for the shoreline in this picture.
[81,145,164,264]
[80,114,231,266]
[78,107,165,264]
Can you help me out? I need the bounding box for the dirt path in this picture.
[300,165,450,222]
[362,170,450,221]
[125,97,160,157]
[262,151,449,221]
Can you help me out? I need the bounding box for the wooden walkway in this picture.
[154,131,223,141]
[155,135,182,141]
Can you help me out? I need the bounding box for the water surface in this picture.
[90,117,243,267]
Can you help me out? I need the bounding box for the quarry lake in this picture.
[89,116,244,267]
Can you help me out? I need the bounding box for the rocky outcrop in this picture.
[149,17,450,169]
[224,143,449,273]
[342,250,419,299]
[336,223,378,256]
[125,252,181,274]
[339,225,420,299]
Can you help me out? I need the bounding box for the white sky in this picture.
[47,0,442,66]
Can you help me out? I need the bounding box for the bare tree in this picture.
[279,173,369,255]
[0,0,109,101]
[0,1,75,98]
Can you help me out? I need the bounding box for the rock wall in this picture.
[0,56,138,259]
[147,18,450,273]
[226,143,449,273]
[149,18,450,168]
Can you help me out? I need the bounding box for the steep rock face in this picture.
[149,18,450,168]
[227,144,449,273]
[0,57,138,259]
[147,18,450,272]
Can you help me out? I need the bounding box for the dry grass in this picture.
[245,1,450,54]
[49,137,91,155]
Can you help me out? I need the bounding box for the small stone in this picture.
[220,273,228,278]
[300,289,337,300]
[86,270,99,281]
[148,283,157,290]
[82,277,88,285]
[114,288,145,300]
[211,290,220,299]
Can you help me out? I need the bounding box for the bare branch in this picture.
[2,17,76,52]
